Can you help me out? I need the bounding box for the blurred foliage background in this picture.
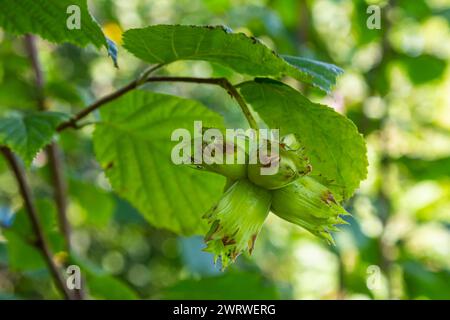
[0,0,449,299]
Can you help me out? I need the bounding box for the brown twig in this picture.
[1,147,72,300]
[57,75,259,131]
[57,79,139,131]
[46,142,71,249]
[24,35,73,251]
[24,35,45,109]
[57,64,164,132]
[24,35,80,299]
[146,77,258,130]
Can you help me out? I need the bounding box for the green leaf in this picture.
[69,179,115,228]
[400,54,447,84]
[4,200,64,271]
[3,231,45,271]
[86,274,139,300]
[70,253,139,300]
[403,261,450,300]
[0,0,103,47]
[161,272,280,299]
[46,81,83,105]
[93,90,226,235]
[396,156,450,181]
[0,48,35,111]
[351,0,382,45]
[0,111,69,166]
[239,79,367,200]
[0,0,117,65]
[282,56,343,93]
[123,25,339,92]
[397,0,432,21]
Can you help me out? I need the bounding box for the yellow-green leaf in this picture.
[239,79,368,200]
[93,90,226,235]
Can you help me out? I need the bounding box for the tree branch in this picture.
[57,64,164,132]
[25,35,73,250]
[24,35,80,299]
[1,147,72,300]
[46,142,71,248]
[24,35,45,109]
[57,79,139,131]
[146,77,259,130]
[57,75,259,131]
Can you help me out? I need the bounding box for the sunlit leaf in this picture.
[93,90,225,235]
[0,0,117,65]
[239,79,367,200]
[123,25,340,92]
[69,179,116,228]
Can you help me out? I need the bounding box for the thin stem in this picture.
[24,35,73,250]
[1,147,73,300]
[219,80,259,130]
[57,78,138,131]
[145,77,258,129]
[57,64,164,132]
[58,75,259,131]
[46,142,71,250]
[136,63,166,85]
[24,35,45,109]
[24,35,80,299]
